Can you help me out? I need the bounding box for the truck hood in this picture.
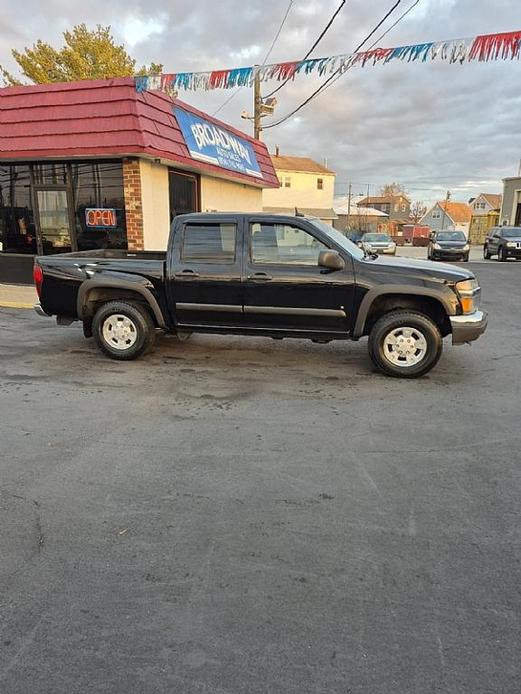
[362,254,474,283]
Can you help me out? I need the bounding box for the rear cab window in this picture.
[182,222,237,263]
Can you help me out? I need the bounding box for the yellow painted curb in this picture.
[0,301,34,310]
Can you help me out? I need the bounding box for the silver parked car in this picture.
[360,232,397,255]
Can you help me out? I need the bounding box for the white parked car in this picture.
[360,233,397,255]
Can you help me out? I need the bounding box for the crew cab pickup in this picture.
[34,213,488,378]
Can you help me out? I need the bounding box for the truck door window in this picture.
[251,222,328,265]
[182,223,236,263]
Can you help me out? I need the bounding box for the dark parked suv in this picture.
[483,226,521,261]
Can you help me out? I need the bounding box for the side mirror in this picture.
[318,249,345,271]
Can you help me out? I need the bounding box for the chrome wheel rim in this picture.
[382,326,428,367]
[102,314,138,350]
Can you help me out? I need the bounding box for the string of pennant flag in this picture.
[134,30,521,94]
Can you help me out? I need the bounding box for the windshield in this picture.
[437,231,466,241]
[309,219,365,260]
[501,227,521,238]
[363,233,390,242]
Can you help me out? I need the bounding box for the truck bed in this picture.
[36,249,168,321]
[52,249,167,261]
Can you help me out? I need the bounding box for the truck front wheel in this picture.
[92,300,155,360]
[368,310,443,378]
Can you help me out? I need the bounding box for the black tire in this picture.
[497,245,507,262]
[463,254,469,262]
[92,300,156,360]
[483,244,491,260]
[368,310,443,378]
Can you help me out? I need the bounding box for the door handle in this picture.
[174,269,199,278]
[247,272,272,281]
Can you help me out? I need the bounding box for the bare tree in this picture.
[379,182,408,198]
[410,201,428,224]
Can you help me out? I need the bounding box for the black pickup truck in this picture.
[34,213,487,378]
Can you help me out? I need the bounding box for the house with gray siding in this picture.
[421,201,473,235]
[469,193,502,216]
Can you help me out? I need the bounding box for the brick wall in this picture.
[123,158,144,250]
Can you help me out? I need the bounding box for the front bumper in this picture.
[368,247,396,254]
[450,310,488,345]
[432,250,468,260]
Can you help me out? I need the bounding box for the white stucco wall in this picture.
[139,160,170,250]
[200,175,263,212]
[139,164,265,249]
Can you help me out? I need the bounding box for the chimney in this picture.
[275,145,280,156]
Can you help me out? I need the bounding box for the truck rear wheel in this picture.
[368,310,443,378]
[92,300,155,360]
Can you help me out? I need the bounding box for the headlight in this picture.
[455,278,480,314]
[433,243,441,250]
[507,242,516,248]
[463,244,470,251]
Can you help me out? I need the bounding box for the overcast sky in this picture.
[1,0,520,204]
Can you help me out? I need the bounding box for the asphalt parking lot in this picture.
[1,262,520,694]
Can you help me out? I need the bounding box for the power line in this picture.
[263,0,406,130]
[264,0,347,99]
[212,87,242,117]
[261,0,294,66]
[212,0,293,117]
[305,0,421,99]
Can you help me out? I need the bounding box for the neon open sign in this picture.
[85,208,117,228]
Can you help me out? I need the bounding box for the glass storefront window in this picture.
[33,163,67,185]
[0,160,128,257]
[71,162,127,251]
[0,164,37,254]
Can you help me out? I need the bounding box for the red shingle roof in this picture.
[438,201,473,223]
[0,77,278,188]
[479,193,502,209]
[270,155,335,175]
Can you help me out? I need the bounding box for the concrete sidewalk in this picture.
[0,283,37,309]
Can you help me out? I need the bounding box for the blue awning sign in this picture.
[174,107,262,179]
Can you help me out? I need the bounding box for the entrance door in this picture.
[243,218,354,334]
[35,189,73,254]
[169,170,199,218]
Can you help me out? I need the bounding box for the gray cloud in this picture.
[0,0,519,203]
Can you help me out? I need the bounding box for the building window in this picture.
[0,160,128,257]
[0,164,37,255]
[317,178,323,190]
[401,204,407,212]
[71,162,127,251]
[432,210,441,219]
[283,176,291,188]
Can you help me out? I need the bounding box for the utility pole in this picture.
[346,182,352,231]
[440,190,451,231]
[253,68,262,140]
